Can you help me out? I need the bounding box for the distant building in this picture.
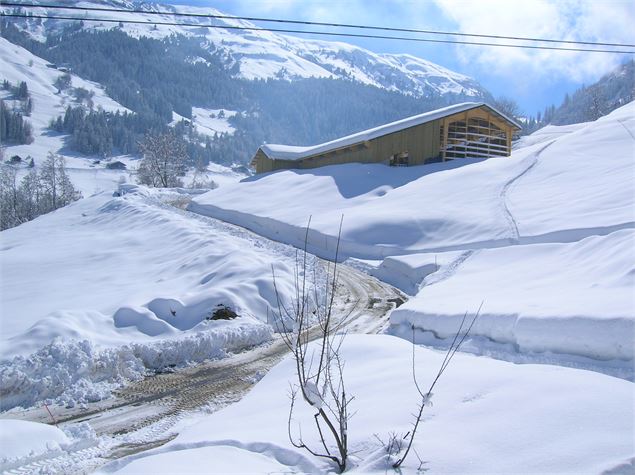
[251,102,521,174]
[105,160,127,170]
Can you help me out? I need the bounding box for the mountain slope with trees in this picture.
[0,5,493,165]
[549,59,635,125]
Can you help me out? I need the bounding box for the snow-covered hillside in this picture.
[0,36,136,194]
[0,37,244,196]
[189,102,635,374]
[3,1,488,99]
[1,99,633,475]
[0,186,313,409]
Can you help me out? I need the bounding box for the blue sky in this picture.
[164,0,634,116]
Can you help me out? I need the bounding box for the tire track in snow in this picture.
[500,140,556,244]
[2,257,404,475]
[421,250,476,289]
[617,117,635,141]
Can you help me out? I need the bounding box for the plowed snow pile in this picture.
[0,186,307,409]
[190,103,635,371]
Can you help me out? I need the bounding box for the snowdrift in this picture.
[190,103,634,258]
[0,186,310,409]
[99,334,635,474]
[389,230,634,362]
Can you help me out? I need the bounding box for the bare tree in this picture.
[392,304,482,469]
[53,73,72,94]
[137,131,188,188]
[267,216,482,472]
[39,152,80,211]
[0,152,80,230]
[271,217,354,473]
[492,96,521,121]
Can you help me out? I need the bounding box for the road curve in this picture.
[2,261,405,474]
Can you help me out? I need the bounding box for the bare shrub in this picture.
[392,304,482,469]
[271,217,353,473]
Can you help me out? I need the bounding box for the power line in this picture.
[1,12,634,55]
[3,1,634,49]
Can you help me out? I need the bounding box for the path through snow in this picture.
[1,220,405,473]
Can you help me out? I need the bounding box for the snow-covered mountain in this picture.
[3,0,489,99]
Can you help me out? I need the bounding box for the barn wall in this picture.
[253,150,274,174]
[291,119,441,170]
[253,105,518,173]
[440,108,514,160]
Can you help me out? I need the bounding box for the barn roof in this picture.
[258,102,521,162]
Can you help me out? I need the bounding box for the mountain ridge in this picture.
[3,0,490,100]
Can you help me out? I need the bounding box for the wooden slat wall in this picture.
[253,105,516,173]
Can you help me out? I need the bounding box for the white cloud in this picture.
[433,0,635,84]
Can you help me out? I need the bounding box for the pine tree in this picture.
[17,81,28,100]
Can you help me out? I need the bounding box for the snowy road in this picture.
[1,245,405,474]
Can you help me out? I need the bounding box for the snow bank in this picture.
[367,251,462,295]
[0,419,101,472]
[0,420,70,462]
[0,187,310,409]
[99,334,635,474]
[513,122,588,149]
[389,230,635,364]
[100,445,298,474]
[0,318,271,410]
[509,103,635,237]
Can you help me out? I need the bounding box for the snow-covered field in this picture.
[0,185,314,409]
[191,107,237,137]
[97,334,634,474]
[190,103,635,374]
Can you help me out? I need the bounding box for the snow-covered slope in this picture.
[189,102,635,369]
[0,36,136,195]
[0,37,244,196]
[0,186,312,409]
[99,334,635,474]
[0,36,128,152]
[3,1,488,99]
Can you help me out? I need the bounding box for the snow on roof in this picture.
[259,102,522,161]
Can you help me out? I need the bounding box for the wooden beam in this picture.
[486,111,492,157]
[442,118,449,161]
[506,127,512,156]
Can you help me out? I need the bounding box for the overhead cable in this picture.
[1,12,634,54]
[3,1,634,48]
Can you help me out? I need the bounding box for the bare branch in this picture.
[271,216,350,472]
[393,303,482,468]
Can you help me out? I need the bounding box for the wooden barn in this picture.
[251,102,521,174]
